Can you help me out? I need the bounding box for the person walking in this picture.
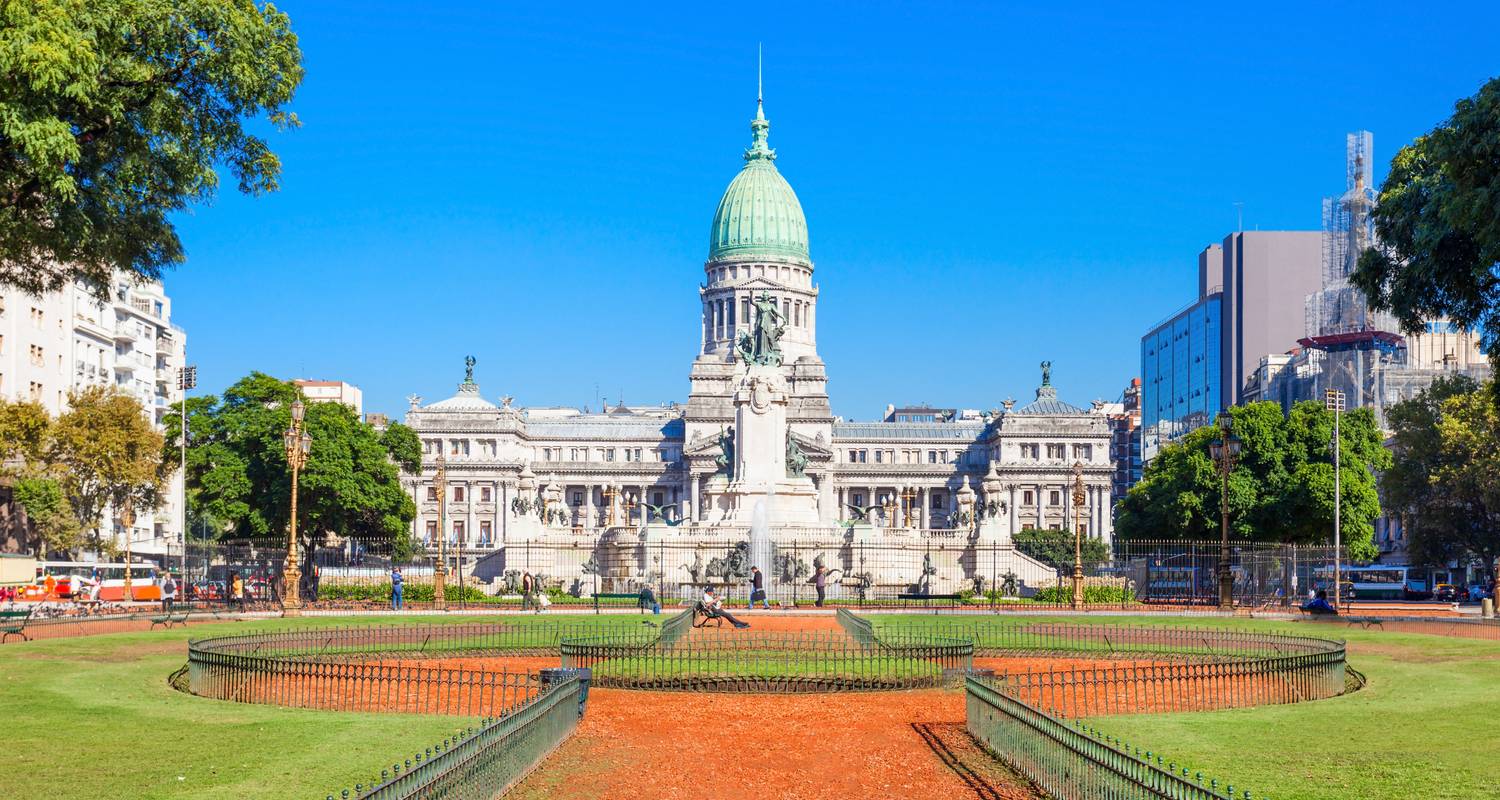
[814,565,828,608]
[230,572,245,612]
[160,573,178,613]
[748,566,770,610]
[390,566,404,610]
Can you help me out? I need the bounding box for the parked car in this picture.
[1434,583,1461,603]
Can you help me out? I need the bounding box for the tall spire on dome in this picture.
[746,44,775,162]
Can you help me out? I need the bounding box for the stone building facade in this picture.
[402,97,1114,561]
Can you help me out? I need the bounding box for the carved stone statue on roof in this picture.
[735,291,786,367]
[464,355,477,384]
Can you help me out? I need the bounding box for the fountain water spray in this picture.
[750,495,774,603]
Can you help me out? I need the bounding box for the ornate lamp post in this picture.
[280,399,312,613]
[902,486,917,528]
[1070,462,1085,610]
[1208,412,1242,611]
[120,499,135,602]
[433,450,448,610]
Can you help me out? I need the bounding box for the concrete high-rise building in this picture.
[1218,230,1324,405]
[0,273,187,558]
[293,379,364,417]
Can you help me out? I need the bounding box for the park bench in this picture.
[1,608,33,642]
[150,611,191,630]
[592,592,647,614]
[692,600,725,628]
[898,593,962,613]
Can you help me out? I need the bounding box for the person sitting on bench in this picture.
[1301,589,1337,615]
[638,585,661,615]
[702,587,749,629]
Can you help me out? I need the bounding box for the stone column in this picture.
[689,474,700,522]
[465,481,476,547]
[1007,484,1018,536]
[585,482,595,530]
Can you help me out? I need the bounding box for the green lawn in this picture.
[875,613,1500,799]
[0,614,641,800]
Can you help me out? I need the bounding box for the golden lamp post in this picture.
[1208,412,1243,611]
[1071,462,1086,610]
[902,486,918,528]
[433,450,448,610]
[281,398,311,614]
[120,499,136,602]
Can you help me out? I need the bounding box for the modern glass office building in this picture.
[1140,292,1222,461]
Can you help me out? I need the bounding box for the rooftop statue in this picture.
[786,432,809,479]
[736,291,786,367]
[464,355,477,384]
[1040,360,1052,387]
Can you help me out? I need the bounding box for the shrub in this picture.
[317,582,491,604]
[1031,583,1135,605]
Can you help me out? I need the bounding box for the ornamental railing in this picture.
[946,619,1355,800]
[327,670,588,800]
[967,675,1257,800]
[187,622,611,716]
[558,627,972,692]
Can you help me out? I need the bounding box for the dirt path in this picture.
[507,687,1040,800]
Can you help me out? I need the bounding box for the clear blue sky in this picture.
[167,0,1500,421]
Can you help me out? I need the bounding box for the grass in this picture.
[0,614,642,800]
[876,612,1500,799]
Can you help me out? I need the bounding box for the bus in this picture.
[33,561,162,602]
[1313,566,1427,601]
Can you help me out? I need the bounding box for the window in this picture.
[1079,523,1089,536]
[860,450,868,463]
[849,450,858,462]
[930,493,944,510]
[1023,490,1034,505]
[1049,490,1061,506]
[928,450,937,464]
[1047,444,1065,459]
[874,450,883,464]
[741,297,751,323]
[453,486,465,502]
[852,493,865,506]
[1072,444,1092,460]
[453,521,465,542]
[479,520,492,544]
[652,491,665,506]
[426,487,438,501]
[604,449,615,462]
[425,520,438,541]
[572,491,583,506]
[480,486,492,502]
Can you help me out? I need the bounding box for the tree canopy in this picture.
[168,372,419,562]
[0,0,303,294]
[1383,376,1500,575]
[1115,401,1390,560]
[49,386,165,551]
[1352,75,1500,367]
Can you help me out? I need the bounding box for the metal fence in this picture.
[967,676,1258,800]
[878,620,1344,661]
[959,622,1353,799]
[328,671,587,800]
[188,623,614,715]
[170,536,1353,612]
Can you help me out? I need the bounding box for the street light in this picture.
[281,398,311,613]
[1208,412,1242,611]
[120,499,135,603]
[177,364,196,590]
[433,450,448,610]
[1325,389,1346,610]
[1071,461,1086,610]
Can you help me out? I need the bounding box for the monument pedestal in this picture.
[703,363,821,525]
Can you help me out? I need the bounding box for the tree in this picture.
[48,386,165,551]
[1116,401,1389,559]
[168,372,418,574]
[1383,376,1500,579]
[0,0,303,294]
[1352,76,1500,369]
[1013,527,1109,571]
[0,399,51,464]
[11,475,81,557]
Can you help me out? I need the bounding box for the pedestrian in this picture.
[520,572,536,613]
[814,565,828,608]
[638,585,661,615]
[308,562,321,603]
[748,566,770,610]
[230,572,245,612]
[161,572,178,613]
[391,566,404,610]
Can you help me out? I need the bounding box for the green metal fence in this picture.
[880,619,1343,661]
[327,670,587,800]
[559,627,973,692]
[187,622,618,715]
[967,675,1261,800]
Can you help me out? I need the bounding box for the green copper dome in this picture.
[708,99,810,264]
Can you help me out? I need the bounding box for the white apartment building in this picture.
[293,379,363,417]
[0,273,187,559]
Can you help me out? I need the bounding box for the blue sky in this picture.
[167,0,1500,420]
